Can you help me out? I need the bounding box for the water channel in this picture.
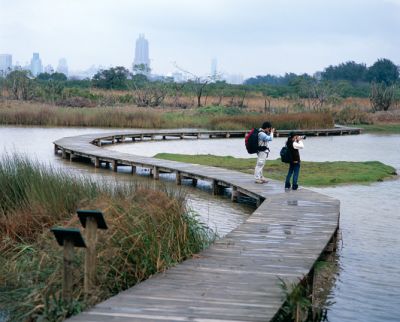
[1,126,399,321]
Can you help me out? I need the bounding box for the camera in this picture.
[298,135,306,140]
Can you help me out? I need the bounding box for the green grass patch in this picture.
[155,153,397,187]
[358,123,400,133]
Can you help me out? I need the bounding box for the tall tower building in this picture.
[30,53,43,77]
[0,54,12,76]
[133,34,150,75]
[57,58,68,76]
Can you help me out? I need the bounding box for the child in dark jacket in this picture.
[285,132,304,190]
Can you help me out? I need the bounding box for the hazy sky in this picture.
[1,0,399,78]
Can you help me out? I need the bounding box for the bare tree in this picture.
[132,83,168,107]
[173,63,214,107]
[171,82,186,108]
[263,93,272,114]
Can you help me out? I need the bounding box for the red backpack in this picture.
[245,128,260,154]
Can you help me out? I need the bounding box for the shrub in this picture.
[334,106,373,125]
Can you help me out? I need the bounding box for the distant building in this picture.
[313,71,323,81]
[0,54,12,76]
[57,58,68,76]
[133,34,150,75]
[172,72,184,83]
[223,73,243,85]
[30,53,43,77]
[69,65,101,80]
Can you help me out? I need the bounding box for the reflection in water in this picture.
[315,183,400,322]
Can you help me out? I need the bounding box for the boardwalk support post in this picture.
[176,171,182,185]
[77,210,108,299]
[212,180,222,195]
[50,228,86,303]
[231,186,239,202]
[112,160,118,172]
[131,165,136,174]
[94,157,100,168]
[153,166,159,180]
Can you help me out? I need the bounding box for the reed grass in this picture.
[0,101,335,130]
[0,154,213,321]
[207,112,334,130]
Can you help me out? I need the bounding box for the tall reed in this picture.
[0,154,214,321]
[0,101,334,129]
[208,112,334,130]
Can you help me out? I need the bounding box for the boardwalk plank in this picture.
[55,129,341,322]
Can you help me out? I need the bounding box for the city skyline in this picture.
[1,0,400,78]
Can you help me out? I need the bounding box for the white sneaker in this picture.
[255,179,264,184]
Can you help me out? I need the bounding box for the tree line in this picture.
[0,58,398,112]
[245,58,399,86]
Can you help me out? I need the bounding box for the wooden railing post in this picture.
[77,210,108,299]
[51,228,86,303]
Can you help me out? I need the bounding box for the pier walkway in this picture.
[54,129,343,322]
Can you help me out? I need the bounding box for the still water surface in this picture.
[1,127,399,321]
[108,133,400,322]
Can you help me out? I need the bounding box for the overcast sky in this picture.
[1,0,399,78]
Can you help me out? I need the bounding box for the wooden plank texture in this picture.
[55,129,342,322]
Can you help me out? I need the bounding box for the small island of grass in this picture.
[155,153,397,186]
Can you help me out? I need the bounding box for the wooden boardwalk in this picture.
[54,129,343,322]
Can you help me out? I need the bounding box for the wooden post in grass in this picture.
[77,210,108,298]
[50,228,86,303]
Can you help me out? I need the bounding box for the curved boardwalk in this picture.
[55,129,344,322]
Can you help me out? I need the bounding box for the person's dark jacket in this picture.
[287,139,300,163]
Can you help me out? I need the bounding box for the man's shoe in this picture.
[255,179,264,184]
[261,178,269,183]
[292,184,298,190]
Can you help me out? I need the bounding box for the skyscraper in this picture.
[30,53,43,77]
[0,54,12,76]
[57,58,68,76]
[133,34,150,75]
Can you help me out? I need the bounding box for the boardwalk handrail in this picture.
[55,129,342,322]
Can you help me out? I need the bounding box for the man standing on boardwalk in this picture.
[254,122,275,184]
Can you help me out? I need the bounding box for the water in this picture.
[0,126,253,239]
[1,127,399,321]
[107,132,400,322]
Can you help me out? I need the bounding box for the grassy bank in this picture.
[0,101,334,130]
[155,153,397,186]
[0,154,213,321]
[358,123,400,133]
